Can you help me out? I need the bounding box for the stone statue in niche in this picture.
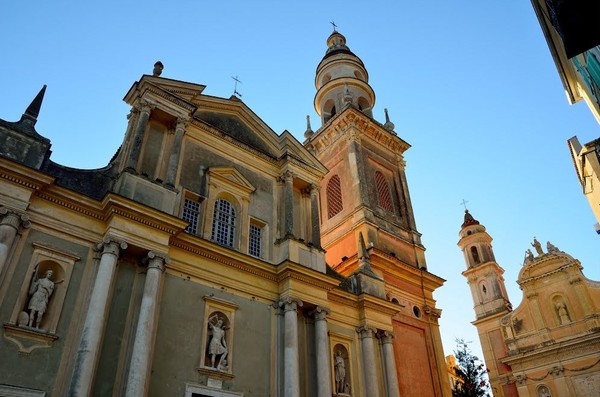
[207,313,228,370]
[555,302,571,325]
[27,269,56,329]
[531,237,544,256]
[334,350,346,394]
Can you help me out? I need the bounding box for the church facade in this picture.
[0,31,450,397]
[459,210,600,397]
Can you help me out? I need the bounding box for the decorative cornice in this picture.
[170,238,277,282]
[36,191,103,219]
[309,108,410,157]
[0,159,54,190]
[101,195,187,236]
[358,294,401,317]
[518,260,580,287]
[276,264,340,291]
[142,83,197,113]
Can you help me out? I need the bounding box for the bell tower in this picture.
[459,210,511,319]
[305,29,451,396]
[306,30,424,272]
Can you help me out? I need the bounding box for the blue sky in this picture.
[2,1,599,363]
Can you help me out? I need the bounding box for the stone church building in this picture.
[459,210,600,397]
[0,31,451,397]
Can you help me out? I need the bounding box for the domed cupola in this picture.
[314,30,376,126]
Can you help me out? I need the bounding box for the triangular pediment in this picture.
[207,167,255,195]
[195,96,285,159]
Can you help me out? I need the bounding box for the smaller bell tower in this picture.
[458,210,511,320]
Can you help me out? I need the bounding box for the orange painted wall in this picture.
[393,321,437,397]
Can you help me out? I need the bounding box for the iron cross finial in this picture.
[231,75,242,98]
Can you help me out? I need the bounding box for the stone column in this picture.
[0,208,30,277]
[125,251,169,397]
[126,100,153,172]
[312,307,332,397]
[69,238,127,397]
[309,184,321,248]
[379,331,400,397]
[283,171,294,238]
[358,326,379,397]
[165,117,189,187]
[281,298,302,397]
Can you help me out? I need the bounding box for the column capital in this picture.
[395,153,406,169]
[356,325,377,339]
[378,331,395,344]
[310,184,320,194]
[147,251,170,272]
[136,99,154,114]
[0,207,31,230]
[279,298,303,312]
[282,170,294,182]
[95,237,128,256]
[311,306,330,321]
[175,117,190,133]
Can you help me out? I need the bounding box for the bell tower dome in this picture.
[314,30,376,125]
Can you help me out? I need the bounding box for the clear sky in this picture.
[2,1,599,365]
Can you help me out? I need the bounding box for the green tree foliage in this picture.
[451,339,491,397]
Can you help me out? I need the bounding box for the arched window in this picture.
[375,171,393,212]
[471,246,480,264]
[212,199,236,247]
[327,175,343,218]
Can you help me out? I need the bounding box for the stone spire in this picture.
[20,85,47,127]
[357,231,371,266]
[304,115,314,139]
[383,108,395,131]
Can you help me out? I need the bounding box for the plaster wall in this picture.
[149,274,273,397]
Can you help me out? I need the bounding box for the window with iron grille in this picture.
[375,171,393,212]
[327,175,343,218]
[211,199,236,247]
[183,198,201,234]
[249,224,262,258]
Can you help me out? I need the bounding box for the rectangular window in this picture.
[249,224,262,257]
[183,198,201,234]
